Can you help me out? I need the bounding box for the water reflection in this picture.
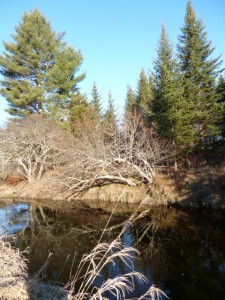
[133,207,225,299]
[0,200,225,299]
[0,202,30,235]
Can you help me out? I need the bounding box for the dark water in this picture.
[1,200,225,299]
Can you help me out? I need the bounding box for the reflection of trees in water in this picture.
[10,202,225,299]
[0,202,30,235]
[17,205,125,285]
[131,207,185,282]
[132,206,225,299]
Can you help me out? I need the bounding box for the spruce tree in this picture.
[177,1,223,148]
[90,82,102,120]
[0,8,85,118]
[125,85,136,114]
[136,68,153,125]
[152,24,187,143]
[217,75,225,103]
[216,75,225,137]
[69,92,88,124]
[103,91,118,140]
[136,68,149,113]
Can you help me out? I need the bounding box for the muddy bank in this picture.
[0,177,173,207]
[0,173,152,205]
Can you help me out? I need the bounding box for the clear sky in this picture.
[0,0,225,123]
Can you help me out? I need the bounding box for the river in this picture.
[1,199,225,299]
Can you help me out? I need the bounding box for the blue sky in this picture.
[0,0,225,123]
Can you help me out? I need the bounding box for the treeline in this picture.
[0,1,224,187]
[125,1,225,152]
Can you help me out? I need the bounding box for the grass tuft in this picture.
[66,225,169,300]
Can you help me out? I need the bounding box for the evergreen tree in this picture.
[136,68,153,125]
[125,85,136,114]
[104,91,117,133]
[46,46,85,120]
[217,75,225,102]
[136,68,149,113]
[90,82,102,120]
[146,74,155,127]
[152,24,187,143]
[0,8,85,118]
[177,1,223,148]
[216,75,225,136]
[69,92,89,125]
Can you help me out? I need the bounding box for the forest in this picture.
[0,1,224,198]
[1,2,225,300]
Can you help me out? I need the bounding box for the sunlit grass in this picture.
[66,222,169,300]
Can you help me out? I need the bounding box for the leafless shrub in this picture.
[0,148,11,180]
[63,112,171,193]
[0,115,71,183]
[113,113,170,184]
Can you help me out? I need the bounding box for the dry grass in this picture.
[0,237,29,299]
[0,236,167,300]
[66,221,169,300]
[0,237,68,299]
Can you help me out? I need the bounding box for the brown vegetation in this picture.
[0,238,28,299]
[0,112,224,208]
[0,238,68,299]
[3,174,25,186]
[0,113,171,198]
[0,115,70,183]
[60,112,170,194]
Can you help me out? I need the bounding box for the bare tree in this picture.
[0,112,170,190]
[62,112,170,192]
[0,115,71,183]
[0,148,11,179]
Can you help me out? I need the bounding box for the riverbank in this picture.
[0,155,225,209]
[0,238,68,300]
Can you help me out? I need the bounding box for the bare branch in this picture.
[0,115,71,183]
[60,112,171,193]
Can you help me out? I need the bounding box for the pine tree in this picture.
[46,46,85,120]
[177,1,223,148]
[90,82,102,120]
[152,24,187,143]
[0,8,85,118]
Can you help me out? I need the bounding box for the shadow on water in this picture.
[1,200,225,299]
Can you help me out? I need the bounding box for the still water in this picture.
[1,199,225,299]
